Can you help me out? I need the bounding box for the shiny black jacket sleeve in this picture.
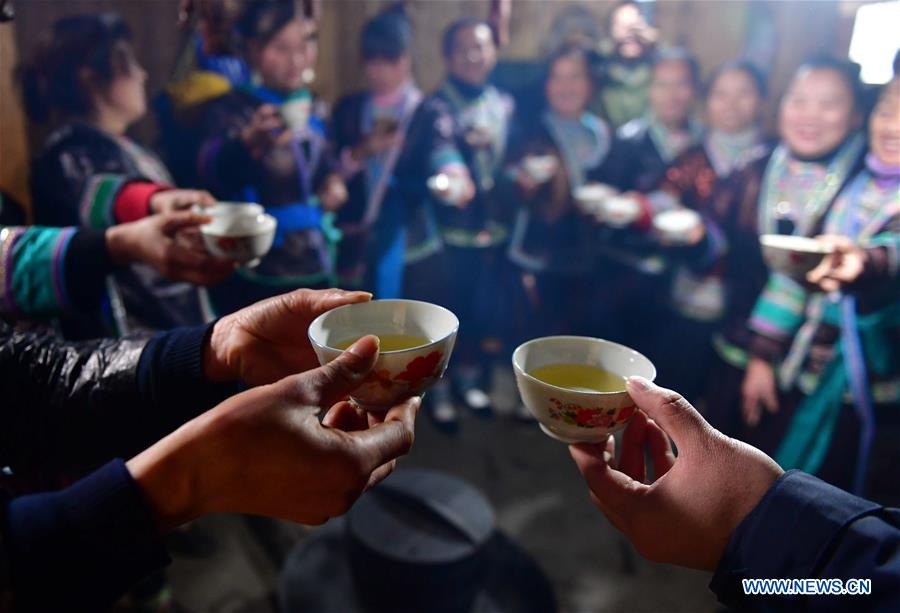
[0,322,236,483]
[0,323,238,611]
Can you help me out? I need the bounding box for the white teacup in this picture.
[512,336,656,444]
[282,94,311,132]
[200,207,276,267]
[196,201,266,219]
[427,173,467,206]
[600,195,641,228]
[573,183,619,215]
[521,155,559,184]
[760,234,834,279]
[652,208,702,245]
[308,299,459,411]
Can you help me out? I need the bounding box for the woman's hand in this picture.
[318,173,349,212]
[148,189,216,215]
[807,235,867,293]
[241,104,286,159]
[105,211,235,286]
[741,357,780,427]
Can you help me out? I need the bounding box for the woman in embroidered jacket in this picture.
[588,48,703,357]
[504,44,611,343]
[330,9,466,300]
[195,0,347,315]
[423,18,512,416]
[740,64,899,499]
[644,61,772,403]
[22,14,228,338]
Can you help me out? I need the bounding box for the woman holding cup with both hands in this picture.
[503,44,611,350]
[194,0,348,315]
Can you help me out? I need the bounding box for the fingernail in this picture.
[626,376,650,392]
[348,335,379,358]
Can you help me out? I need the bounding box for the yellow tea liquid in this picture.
[528,363,625,392]
[333,335,431,352]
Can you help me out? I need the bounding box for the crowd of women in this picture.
[1,0,898,504]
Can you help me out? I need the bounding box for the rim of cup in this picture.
[760,234,835,254]
[200,212,277,237]
[308,299,460,356]
[512,335,657,396]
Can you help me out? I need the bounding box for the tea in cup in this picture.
[308,300,459,411]
[512,336,656,443]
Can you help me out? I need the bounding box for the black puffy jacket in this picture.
[0,321,148,491]
[0,321,232,493]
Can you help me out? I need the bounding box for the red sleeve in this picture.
[632,192,654,232]
[113,182,169,224]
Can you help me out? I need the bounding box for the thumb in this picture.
[292,335,380,408]
[625,376,710,449]
[160,211,211,235]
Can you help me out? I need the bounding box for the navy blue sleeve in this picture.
[710,470,900,611]
[136,322,238,426]
[2,460,170,612]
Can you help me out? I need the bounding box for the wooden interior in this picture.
[0,0,874,218]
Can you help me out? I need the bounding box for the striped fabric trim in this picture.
[430,148,465,174]
[51,228,77,312]
[749,273,808,342]
[0,227,26,317]
[796,371,900,404]
[8,227,77,316]
[779,294,826,390]
[80,174,128,229]
[712,334,749,369]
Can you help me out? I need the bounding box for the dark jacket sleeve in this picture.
[2,459,170,613]
[0,322,236,481]
[710,470,900,611]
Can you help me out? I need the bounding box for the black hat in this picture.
[279,469,556,613]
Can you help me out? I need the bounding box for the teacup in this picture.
[600,195,641,228]
[308,299,459,411]
[427,173,467,206]
[521,155,559,183]
[200,205,277,267]
[512,336,656,444]
[652,208,702,245]
[573,183,619,216]
[282,92,312,131]
[760,234,834,279]
[196,201,266,219]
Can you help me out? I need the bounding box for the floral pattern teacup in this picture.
[512,336,656,444]
[308,300,459,411]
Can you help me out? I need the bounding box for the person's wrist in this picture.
[126,421,205,532]
[104,224,138,266]
[203,316,237,383]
